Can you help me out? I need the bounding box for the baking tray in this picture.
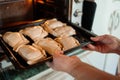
[0,19,97,69]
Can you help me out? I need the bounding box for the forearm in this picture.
[115,42,120,55]
[67,62,120,80]
[113,39,120,55]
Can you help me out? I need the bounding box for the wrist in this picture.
[113,39,120,55]
[66,61,85,74]
[115,40,120,55]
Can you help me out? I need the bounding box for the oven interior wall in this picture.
[0,0,34,28]
[34,0,69,21]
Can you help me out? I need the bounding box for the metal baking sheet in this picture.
[0,19,96,69]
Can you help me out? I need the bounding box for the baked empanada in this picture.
[43,18,65,29]
[42,18,66,34]
[17,44,46,65]
[35,38,62,55]
[2,32,29,51]
[20,26,48,42]
[52,26,76,37]
[55,36,80,51]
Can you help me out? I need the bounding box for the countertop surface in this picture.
[0,61,49,80]
[0,48,85,80]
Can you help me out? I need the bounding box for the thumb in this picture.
[90,36,103,42]
[54,50,64,57]
[46,61,53,67]
[55,50,64,54]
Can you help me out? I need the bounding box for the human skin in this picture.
[46,51,120,80]
[46,34,120,80]
[83,34,120,55]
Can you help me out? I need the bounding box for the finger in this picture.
[83,44,96,50]
[53,50,64,58]
[88,44,96,50]
[70,56,78,59]
[90,36,104,42]
[55,50,64,55]
[46,61,53,67]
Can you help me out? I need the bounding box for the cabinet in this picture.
[90,0,120,75]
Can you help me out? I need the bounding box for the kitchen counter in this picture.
[0,61,49,80]
[0,45,49,80]
[0,48,86,80]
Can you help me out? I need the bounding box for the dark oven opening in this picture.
[0,0,97,30]
[0,0,69,28]
[33,0,69,20]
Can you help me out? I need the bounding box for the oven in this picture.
[33,0,84,24]
[33,0,96,31]
[0,0,97,80]
[0,0,96,30]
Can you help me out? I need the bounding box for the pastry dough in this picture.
[20,26,48,42]
[17,44,47,65]
[35,38,62,55]
[42,18,66,34]
[2,32,29,51]
[52,26,76,37]
[55,36,80,51]
[43,18,65,29]
[42,18,76,37]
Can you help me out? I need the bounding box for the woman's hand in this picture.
[46,50,120,80]
[83,34,120,54]
[46,51,82,73]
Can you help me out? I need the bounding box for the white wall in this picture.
[90,0,120,75]
[92,0,111,35]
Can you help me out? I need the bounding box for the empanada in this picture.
[53,26,76,37]
[17,44,46,65]
[35,38,62,55]
[42,18,66,34]
[2,32,29,51]
[55,36,80,51]
[20,26,48,42]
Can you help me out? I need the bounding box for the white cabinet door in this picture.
[78,51,106,70]
[103,1,120,75]
[91,0,120,75]
[79,0,110,72]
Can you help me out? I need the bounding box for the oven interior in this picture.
[0,0,70,27]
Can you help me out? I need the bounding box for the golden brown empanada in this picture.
[20,26,48,42]
[53,26,76,37]
[42,18,66,34]
[35,38,62,55]
[17,44,46,65]
[2,32,29,51]
[55,36,80,51]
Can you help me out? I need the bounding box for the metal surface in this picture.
[0,0,34,27]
